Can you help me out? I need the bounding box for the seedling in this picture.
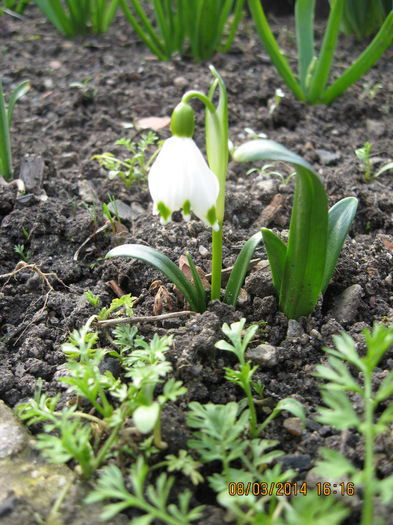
[356,141,393,180]
[0,78,30,181]
[234,139,358,319]
[248,0,393,104]
[314,323,393,525]
[70,78,97,100]
[92,132,161,189]
[14,243,31,262]
[119,0,245,62]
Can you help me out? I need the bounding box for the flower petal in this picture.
[148,136,219,230]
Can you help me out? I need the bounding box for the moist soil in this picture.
[1,5,393,524]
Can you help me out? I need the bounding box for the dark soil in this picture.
[1,5,393,524]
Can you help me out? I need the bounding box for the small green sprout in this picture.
[14,243,31,262]
[70,78,97,100]
[92,132,161,189]
[268,87,285,115]
[216,319,304,437]
[314,323,393,525]
[84,290,100,308]
[0,78,30,181]
[247,162,295,185]
[356,141,393,180]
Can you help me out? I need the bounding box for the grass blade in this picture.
[295,0,315,92]
[7,79,30,127]
[307,0,344,103]
[321,197,358,294]
[35,0,74,37]
[106,244,206,313]
[0,80,12,181]
[261,228,287,293]
[223,231,262,306]
[321,10,393,104]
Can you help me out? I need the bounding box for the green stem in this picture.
[211,226,223,300]
[182,90,216,114]
[361,373,375,525]
[90,421,123,474]
[244,384,257,437]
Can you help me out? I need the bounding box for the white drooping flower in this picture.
[148,135,219,231]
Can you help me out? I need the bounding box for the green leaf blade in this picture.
[223,231,262,306]
[261,228,287,294]
[106,244,205,313]
[321,196,358,294]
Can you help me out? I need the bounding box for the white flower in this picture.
[148,136,219,231]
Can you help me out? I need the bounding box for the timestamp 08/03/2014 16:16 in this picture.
[228,481,355,497]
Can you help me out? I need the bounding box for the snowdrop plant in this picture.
[234,139,358,319]
[107,66,263,312]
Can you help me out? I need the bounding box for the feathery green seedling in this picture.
[86,456,205,524]
[215,318,304,437]
[16,299,186,475]
[92,132,161,189]
[234,139,358,319]
[247,0,393,104]
[34,0,119,37]
[84,289,100,308]
[14,243,31,262]
[314,323,393,525]
[119,0,245,62]
[0,78,29,181]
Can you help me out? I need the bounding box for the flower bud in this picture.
[170,102,195,138]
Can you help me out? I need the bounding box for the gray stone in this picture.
[366,119,385,137]
[245,343,278,367]
[283,417,303,437]
[78,179,99,203]
[315,149,341,165]
[19,155,44,192]
[329,284,364,323]
[107,199,145,221]
[0,402,27,459]
[287,319,304,339]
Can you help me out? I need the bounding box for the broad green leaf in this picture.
[223,231,262,306]
[106,244,205,313]
[261,228,287,293]
[321,197,358,294]
[234,139,328,319]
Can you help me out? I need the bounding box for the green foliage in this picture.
[0,78,29,181]
[1,0,30,13]
[92,132,161,189]
[234,139,358,319]
[216,319,305,437]
[335,0,393,39]
[86,457,205,524]
[119,0,245,62]
[247,0,393,104]
[33,0,119,37]
[16,302,185,477]
[14,243,31,262]
[314,323,393,525]
[356,141,393,181]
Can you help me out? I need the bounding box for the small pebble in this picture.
[283,417,303,437]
